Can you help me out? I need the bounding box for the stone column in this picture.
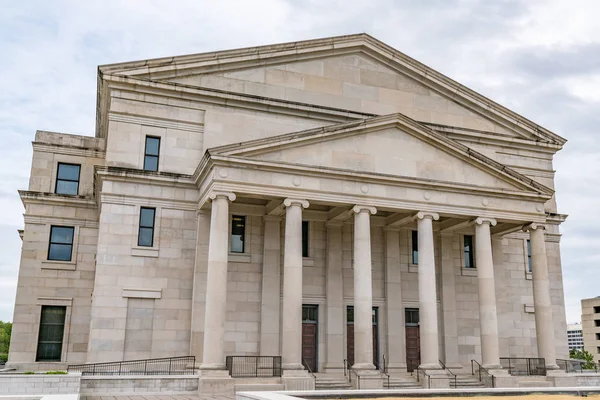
[416,211,441,369]
[473,217,502,369]
[198,192,236,396]
[526,223,559,370]
[190,210,211,364]
[259,216,281,355]
[440,232,460,369]
[324,221,345,372]
[201,191,236,370]
[352,205,377,371]
[384,227,406,371]
[281,198,309,371]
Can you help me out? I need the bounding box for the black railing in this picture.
[343,359,351,383]
[439,360,457,388]
[471,359,495,388]
[500,357,546,376]
[225,356,282,378]
[302,358,316,379]
[67,356,195,376]
[557,358,599,373]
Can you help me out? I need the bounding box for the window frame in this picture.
[143,136,161,172]
[302,220,309,258]
[54,162,81,195]
[526,239,533,272]
[47,225,75,262]
[464,234,475,268]
[137,207,156,247]
[36,305,67,362]
[230,215,246,254]
[411,230,418,265]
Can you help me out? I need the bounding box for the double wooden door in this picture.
[301,305,318,372]
[405,308,421,372]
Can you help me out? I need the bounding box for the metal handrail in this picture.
[439,359,457,387]
[471,359,495,388]
[557,358,599,373]
[226,356,282,377]
[302,358,316,379]
[67,355,195,376]
[343,359,350,380]
[500,357,546,376]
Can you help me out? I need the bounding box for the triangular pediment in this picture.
[100,34,565,146]
[211,114,553,196]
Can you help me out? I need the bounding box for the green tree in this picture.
[0,320,11,363]
[570,348,596,369]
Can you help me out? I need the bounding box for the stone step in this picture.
[234,383,286,392]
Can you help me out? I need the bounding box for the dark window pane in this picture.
[405,308,419,325]
[56,180,78,195]
[302,305,317,322]
[145,137,160,156]
[231,215,245,253]
[144,155,158,172]
[57,164,80,180]
[464,235,474,268]
[412,230,418,264]
[140,208,155,228]
[302,221,309,258]
[50,226,74,244]
[48,244,72,261]
[527,240,532,272]
[138,227,154,247]
[347,306,354,324]
[37,306,66,362]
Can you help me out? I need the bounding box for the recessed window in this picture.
[411,230,418,264]
[55,163,80,195]
[596,333,600,340]
[143,136,160,172]
[47,226,74,261]
[464,235,475,268]
[594,306,600,314]
[36,306,66,362]
[405,308,419,326]
[595,320,600,327]
[302,221,309,258]
[527,240,533,272]
[138,207,156,247]
[231,215,245,253]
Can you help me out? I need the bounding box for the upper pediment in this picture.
[209,114,554,198]
[99,34,565,146]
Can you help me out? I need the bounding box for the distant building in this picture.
[567,323,584,352]
[582,297,600,362]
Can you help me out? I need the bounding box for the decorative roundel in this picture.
[482,198,489,206]
[360,185,369,194]
[423,191,432,200]
[292,176,301,187]
[536,204,544,212]
[218,168,228,178]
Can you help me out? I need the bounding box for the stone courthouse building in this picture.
[8,34,569,388]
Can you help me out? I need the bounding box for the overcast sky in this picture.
[1,0,599,324]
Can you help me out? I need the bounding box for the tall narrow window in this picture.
[48,226,74,261]
[231,215,245,253]
[411,230,418,264]
[143,136,160,171]
[36,306,66,362]
[138,207,156,247]
[527,239,532,272]
[302,221,309,258]
[464,235,475,268]
[55,163,81,195]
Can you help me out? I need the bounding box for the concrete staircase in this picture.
[314,373,353,390]
[234,377,285,392]
[385,372,422,389]
[450,374,487,388]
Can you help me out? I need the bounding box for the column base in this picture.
[483,363,503,370]
[351,369,383,389]
[198,369,234,396]
[419,363,442,370]
[282,369,315,390]
[352,362,376,371]
[282,362,305,370]
[386,362,408,373]
[323,362,346,374]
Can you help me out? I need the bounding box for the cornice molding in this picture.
[19,191,97,208]
[99,193,197,211]
[23,214,99,228]
[108,111,204,133]
[98,33,566,146]
[32,142,106,158]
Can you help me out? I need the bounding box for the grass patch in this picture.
[45,371,67,374]
[22,371,35,374]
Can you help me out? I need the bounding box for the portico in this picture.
[193,113,560,380]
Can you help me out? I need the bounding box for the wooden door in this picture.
[405,326,420,372]
[302,323,317,372]
[346,307,378,367]
[346,324,355,365]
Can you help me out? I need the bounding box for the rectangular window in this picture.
[595,320,600,327]
[464,235,475,268]
[143,136,160,172]
[36,306,66,362]
[47,226,74,261]
[527,240,533,272]
[596,333,600,340]
[411,230,418,264]
[594,306,600,314]
[405,308,419,326]
[302,221,309,258]
[231,215,245,253]
[55,163,81,195]
[138,207,156,247]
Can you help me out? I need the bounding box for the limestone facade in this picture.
[581,297,600,362]
[8,34,569,374]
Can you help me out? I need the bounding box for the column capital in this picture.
[353,205,377,215]
[209,191,236,202]
[473,217,497,226]
[283,198,309,208]
[523,222,547,232]
[415,211,439,221]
